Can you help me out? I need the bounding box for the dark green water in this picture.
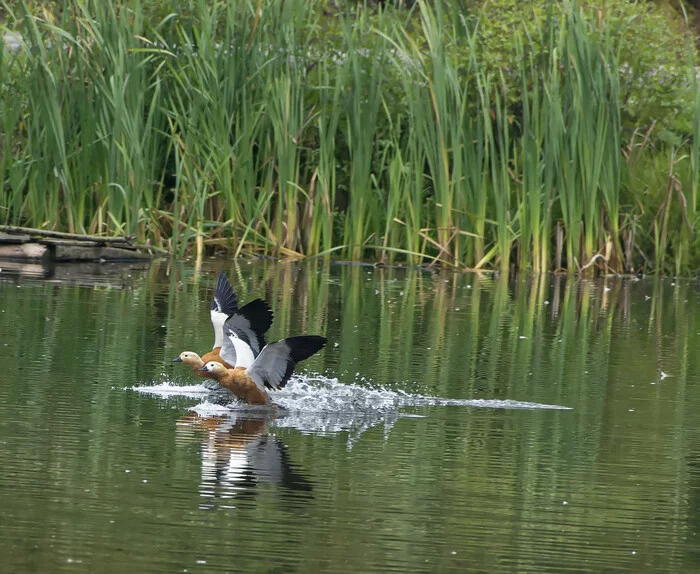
[1,260,700,573]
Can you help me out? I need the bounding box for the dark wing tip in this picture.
[237,298,274,335]
[286,335,327,364]
[211,271,238,314]
[254,336,326,391]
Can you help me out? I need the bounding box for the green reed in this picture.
[517,41,546,274]
[384,33,426,266]
[308,55,346,258]
[340,5,387,262]
[0,0,698,273]
[266,1,310,257]
[389,3,488,269]
[14,1,167,238]
[412,1,457,265]
[159,0,271,255]
[685,39,700,274]
[379,127,406,266]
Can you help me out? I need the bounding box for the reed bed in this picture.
[1,0,698,274]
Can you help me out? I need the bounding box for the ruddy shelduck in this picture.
[199,334,327,405]
[173,271,273,377]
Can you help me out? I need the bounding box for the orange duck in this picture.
[173,272,273,377]
[198,321,326,405]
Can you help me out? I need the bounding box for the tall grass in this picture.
[310,54,345,257]
[1,0,698,274]
[341,5,387,262]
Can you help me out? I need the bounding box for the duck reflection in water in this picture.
[176,412,312,509]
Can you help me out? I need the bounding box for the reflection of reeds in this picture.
[7,259,681,405]
[2,261,697,570]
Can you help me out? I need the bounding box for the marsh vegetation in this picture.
[1,0,699,274]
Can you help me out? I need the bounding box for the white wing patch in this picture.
[231,336,255,369]
[210,309,227,349]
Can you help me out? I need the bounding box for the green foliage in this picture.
[472,0,693,136]
[0,0,699,274]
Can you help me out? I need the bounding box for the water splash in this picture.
[131,382,211,398]
[274,375,572,412]
[129,378,226,399]
[130,373,571,447]
[131,374,571,412]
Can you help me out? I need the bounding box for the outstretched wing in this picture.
[246,336,327,391]
[225,299,274,356]
[219,299,274,368]
[210,272,238,348]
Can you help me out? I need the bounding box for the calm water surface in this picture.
[1,260,700,572]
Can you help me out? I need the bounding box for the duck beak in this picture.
[172,357,183,363]
[198,366,208,372]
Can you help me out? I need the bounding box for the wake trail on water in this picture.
[130,374,571,444]
[130,373,571,412]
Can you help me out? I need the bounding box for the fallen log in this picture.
[0,225,135,245]
[0,225,167,261]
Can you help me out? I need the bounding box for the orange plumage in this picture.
[201,364,272,405]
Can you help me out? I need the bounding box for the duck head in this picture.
[172,351,203,367]
[198,361,228,378]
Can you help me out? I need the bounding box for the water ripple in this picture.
[130,374,571,446]
[131,373,572,412]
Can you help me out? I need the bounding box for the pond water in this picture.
[1,260,700,572]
